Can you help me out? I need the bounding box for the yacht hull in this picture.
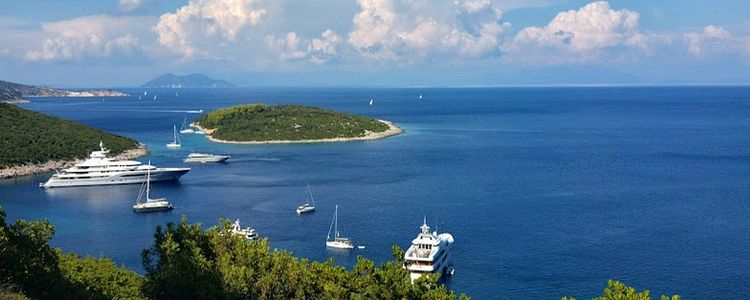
[41,168,190,188]
[183,156,229,163]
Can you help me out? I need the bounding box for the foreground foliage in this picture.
[562,280,680,300]
[0,103,138,168]
[1,206,680,299]
[0,207,144,299]
[142,217,464,299]
[195,103,389,141]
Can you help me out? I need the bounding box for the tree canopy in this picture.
[195,104,390,142]
[0,103,139,168]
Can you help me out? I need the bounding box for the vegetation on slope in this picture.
[0,207,467,300]
[0,103,139,168]
[195,103,390,142]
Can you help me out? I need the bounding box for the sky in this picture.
[0,0,748,87]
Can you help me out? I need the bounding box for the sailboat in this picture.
[166,125,181,148]
[296,184,316,214]
[418,93,423,99]
[326,205,353,249]
[175,92,180,97]
[133,162,173,213]
[153,95,157,101]
[369,98,373,106]
[179,117,194,134]
[144,91,147,96]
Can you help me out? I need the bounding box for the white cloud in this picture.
[266,29,343,64]
[684,25,735,56]
[118,0,155,12]
[503,1,649,63]
[24,15,147,62]
[347,0,509,62]
[154,0,270,59]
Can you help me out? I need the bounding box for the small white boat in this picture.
[369,98,373,106]
[418,93,423,99]
[296,184,316,214]
[166,125,181,148]
[230,219,259,240]
[186,109,203,114]
[326,205,354,249]
[357,245,366,249]
[138,96,142,100]
[153,95,157,101]
[133,162,173,213]
[194,130,206,135]
[183,153,230,163]
[144,91,147,96]
[179,117,194,134]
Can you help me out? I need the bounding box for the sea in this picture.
[1,87,749,299]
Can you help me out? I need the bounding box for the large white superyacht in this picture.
[40,142,190,188]
[404,218,454,283]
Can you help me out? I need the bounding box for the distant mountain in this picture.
[0,79,128,103]
[141,73,234,88]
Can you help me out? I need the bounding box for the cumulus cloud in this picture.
[24,15,147,62]
[118,0,155,12]
[347,0,510,62]
[154,0,270,59]
[266,29,343,64]
[503,1,649,63]
[683,25,736,56]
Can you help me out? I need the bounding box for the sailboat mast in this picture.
[307,184,315,206]
[334,205,339,238]
[146,161,151,199]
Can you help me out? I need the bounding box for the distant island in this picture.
[0,103,146,178]
[0,79,128,103]
[193,104,402,144]
[141,73,234,88]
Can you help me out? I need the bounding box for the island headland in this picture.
[0,103,146,178]
[0,79,128,103]
[192,103,402,144]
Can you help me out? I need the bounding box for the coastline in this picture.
[0,144,149,179]
[191,119,403,144]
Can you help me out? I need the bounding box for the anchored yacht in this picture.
[404,218,454,283]
[230,219,259,240]
[40,142,190,188]
[183,153,230,163]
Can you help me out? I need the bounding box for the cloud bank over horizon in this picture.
[0,0,748,86]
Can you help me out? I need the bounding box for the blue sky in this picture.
[0,0,748,87]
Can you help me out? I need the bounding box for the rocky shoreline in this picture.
[192,119,403,144]
[0,144,149,179]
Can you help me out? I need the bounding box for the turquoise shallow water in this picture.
[2,87,750,299]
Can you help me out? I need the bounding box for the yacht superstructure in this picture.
[40,142,190,188]
[404,218,454,283]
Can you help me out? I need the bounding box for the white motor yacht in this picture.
[326,205,354,249]
[404,218,454,283]
[230,219,259,240]
[40,142,190,188]
[296,184,316,214]
[183,153,230,163]
[133,162,173,213]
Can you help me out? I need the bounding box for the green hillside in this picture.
[195,104,389,142]
[0,103,139,168]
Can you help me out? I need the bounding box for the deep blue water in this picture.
[2,87,749,299]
